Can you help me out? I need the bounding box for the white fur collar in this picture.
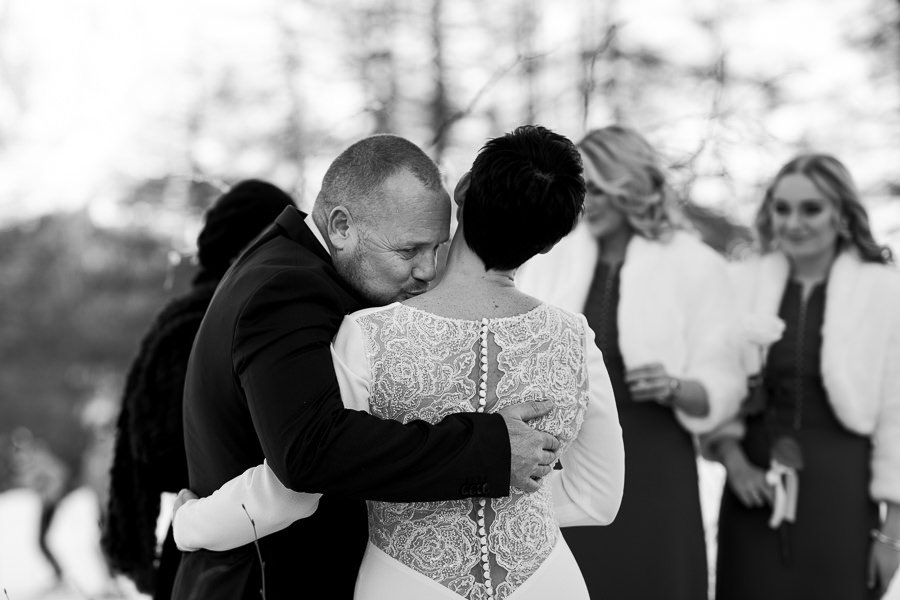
[739,250,894,433]
[521,225,716,374]
[519,225,747,435]
[618,233,687,373]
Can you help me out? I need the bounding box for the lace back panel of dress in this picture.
[357,304,590,600]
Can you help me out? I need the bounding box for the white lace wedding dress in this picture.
[175,302,624,600]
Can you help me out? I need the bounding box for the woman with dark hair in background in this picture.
[519,125,745,599]
[101,180,295,599]
[706,154,900,599]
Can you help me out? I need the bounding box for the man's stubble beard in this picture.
[335,245,395,306]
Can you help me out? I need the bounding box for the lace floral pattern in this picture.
[356,304,590,599]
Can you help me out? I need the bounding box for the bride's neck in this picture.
[436,229,516,291]
[409,225,534,320]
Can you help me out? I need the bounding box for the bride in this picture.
[173,125,625,600]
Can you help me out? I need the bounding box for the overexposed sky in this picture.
[0,0,897,235]
[1,0,274,216]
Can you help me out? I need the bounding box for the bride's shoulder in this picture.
[529,301,587,329]
[334,303,406,349]
[345,302,404,322]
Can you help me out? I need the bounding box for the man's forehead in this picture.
[384,215,450,244]
[369,202,449,242]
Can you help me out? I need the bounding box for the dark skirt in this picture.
[563,354,708,600]
[566,260,708,599]
[715,403,878,600]
[716,281,879,600]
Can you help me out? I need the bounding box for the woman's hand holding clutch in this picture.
[718,437,774,508]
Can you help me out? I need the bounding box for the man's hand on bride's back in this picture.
[498,401,561,493]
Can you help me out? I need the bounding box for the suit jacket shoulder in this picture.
[183,208,365,495]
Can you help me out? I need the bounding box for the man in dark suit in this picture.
[171,135,560,599]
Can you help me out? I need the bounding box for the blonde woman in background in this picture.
[519,125,745,600]
[705,154,900,599]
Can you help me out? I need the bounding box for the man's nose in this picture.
[412,251,437,282]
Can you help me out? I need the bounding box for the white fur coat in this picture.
[518,224,745,435]
[729,250,900,503]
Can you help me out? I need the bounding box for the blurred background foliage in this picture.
[0,0,899,491]
[0,176,220,490]
[0,206,174,490]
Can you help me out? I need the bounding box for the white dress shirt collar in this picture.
[304,212,331,256]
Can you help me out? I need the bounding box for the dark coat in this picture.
[171,208,511,600]
[102,279,216,598]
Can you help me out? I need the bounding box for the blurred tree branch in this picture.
[277,7,309,198]
[0,0,26,117]
[579,24,619,130]
[429,0,450,161]
[515,0,540,124]
[429,51,547,153]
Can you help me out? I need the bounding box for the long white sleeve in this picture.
[872,317,900,503]
[173,315,373,551]
[173,460,321,551]
[330,314,373,412]
[552,317,625,527]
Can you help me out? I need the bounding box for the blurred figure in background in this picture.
[10,427,71,585]
[519,125,745,599]
[101,180,295,599]
[705,154,900,599]
[80,379,124,523]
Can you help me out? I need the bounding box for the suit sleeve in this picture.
[552,317,625,526]
[172,315,375,552]
[235,270,511,501]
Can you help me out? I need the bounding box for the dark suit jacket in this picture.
[171,207,511,600]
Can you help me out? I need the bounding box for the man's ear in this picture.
[453,172,472,208]
[326,206,355,251]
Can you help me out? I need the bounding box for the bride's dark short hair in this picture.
[462,125,585,271]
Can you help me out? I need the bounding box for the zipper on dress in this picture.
[793,291,807,430]
[598,262,619,348]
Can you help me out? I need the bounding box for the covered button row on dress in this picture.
[478,497,492,595]
[478,318,488,413]
[477,319,493,596]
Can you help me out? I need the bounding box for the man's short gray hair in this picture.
[314,134,443,222]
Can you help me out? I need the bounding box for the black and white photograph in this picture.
[1,1,899,599]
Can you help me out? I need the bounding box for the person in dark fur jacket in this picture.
[101,180,295,599]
